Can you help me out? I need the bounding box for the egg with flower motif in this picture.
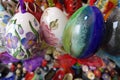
[0,4,11,46]
[63,5,105,58]
[40,7,68,47]
[5,12,41,60]
[1,0,18,15]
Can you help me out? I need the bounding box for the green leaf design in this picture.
[26,49,31,57]
[29,21,40,40]
[8,19,16,26]
[50,19,59,30]
[9,9,13,16]
[13,49,20,57]
[20,46,24,52]
[13,19,17,24]
[18,24,22,29]
[15,29,21,40]
[18,24,23,34]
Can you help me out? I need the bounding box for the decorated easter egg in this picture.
[1,0,18,15]
[5,12,41,60]
[40,7,68,47]
[0,4,11,46]
[102,5,120,56]
[62,5,105,58]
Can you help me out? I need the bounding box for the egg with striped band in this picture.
[62,5,105,58]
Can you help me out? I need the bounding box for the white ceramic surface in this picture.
[5,12,41,60]
[40,7,68,47]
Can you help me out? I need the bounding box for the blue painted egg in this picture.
[62,5,105,58]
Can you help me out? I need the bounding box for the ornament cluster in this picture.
[0,0,120,80]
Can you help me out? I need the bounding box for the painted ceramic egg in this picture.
[62,5,105,58]
[5,12,41,60]
[1,0,18,15]
[102,6,120,56]
[40,7,68,47]
[0,4,11,46]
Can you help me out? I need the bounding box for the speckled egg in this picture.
[5,12,41,60]
[62,5,105,58]
[40,7,68,47]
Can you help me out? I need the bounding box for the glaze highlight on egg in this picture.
[63,5,105,58]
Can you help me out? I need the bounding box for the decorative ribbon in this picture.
[19,0,26,13]
[24,0,34,3]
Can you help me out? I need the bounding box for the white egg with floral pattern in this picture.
[40,7,68,48]
[5,12,41,60]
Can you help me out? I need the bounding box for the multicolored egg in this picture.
[40,7,68,47]
[5,12,41,60]
[62,5,105,58]
[0,4,11,46]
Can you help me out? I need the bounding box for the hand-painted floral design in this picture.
[34,19,38,27]
[40,21,59,46]
[5,33,18,49]
[21,32,36,49]
[49,19,59,30]
[2,15,11,24]
[19,51,25,56]
[31,43,41,56]
[18,24,24,34]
